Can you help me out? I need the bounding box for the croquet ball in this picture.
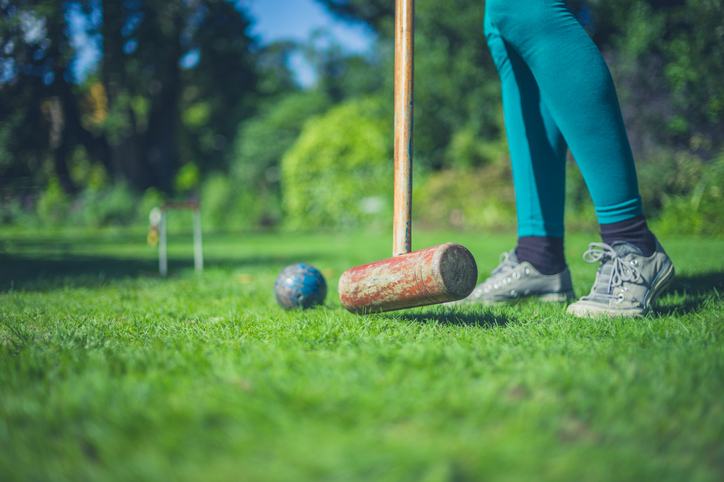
[274,263,327,310]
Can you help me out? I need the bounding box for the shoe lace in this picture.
[491,251,519,276]
[583,243,641,295]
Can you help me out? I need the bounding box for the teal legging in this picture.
[484,0,643,238]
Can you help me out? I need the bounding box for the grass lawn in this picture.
[1,227,723,481]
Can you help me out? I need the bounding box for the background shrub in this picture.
[70,183,137,227]
[413,163,516,231]
[654,155,724,236]
[36,178,70,227]
[281,97,393,229]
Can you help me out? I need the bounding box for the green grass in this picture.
[1,227,723,481]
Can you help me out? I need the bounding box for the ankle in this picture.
[516,236,567,275]
[599,214,656,256]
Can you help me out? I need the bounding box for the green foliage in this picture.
[71,183,138,227]
[68,145,108,191]
[233,92,331,187]
[444,109,509,169]
[658,0,724,142]
[199,173,268,230]
[174,163,200,193]
[13,182,160,229]
[0,198,34,228]
[654,156,724,236]
[200,173,237,229]
[281,97,392,229]
[36,177,70,226]
[4,0,723,236]
[230,91,331,227]
[1,0,263,194]
[256,41,299,96]
[413,164,516,230]
[301,31,387,102]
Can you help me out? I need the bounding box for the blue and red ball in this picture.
[274,263,327,310]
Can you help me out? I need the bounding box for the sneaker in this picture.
[458,249,575,305]
[567,239,675,318]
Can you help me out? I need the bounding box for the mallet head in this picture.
[338,242,477,314]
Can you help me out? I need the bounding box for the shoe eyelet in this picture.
[506,277,511,283]
[510,290,518,297]
[631,259,638,266]
[512,272,520,280]
[524,268,530,275]
[616,293,625,303]
[494,283,501,289]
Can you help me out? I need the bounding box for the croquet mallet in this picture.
[337,0,478,314]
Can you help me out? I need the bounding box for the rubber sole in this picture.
[567,259,675,318]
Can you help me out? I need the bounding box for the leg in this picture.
[480,0,674,315]
[486,12,569,277]
[485,0,643,225]
[458,11,574,306]
[485,13,568,241]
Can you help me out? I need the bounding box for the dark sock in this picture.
[516,236,567,275]
[599,213,657,256]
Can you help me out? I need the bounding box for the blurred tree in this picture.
[255,40,298,97]
[315,0,394,35]
[232,90,330,225]
[1,0,261,195]
[300,29,385,102]
[315,0,502,171]
[96,0,259,192]
[0,0,94,194]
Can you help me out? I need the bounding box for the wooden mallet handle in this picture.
[393,0,414,257]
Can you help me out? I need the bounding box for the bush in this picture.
[200,174,237,230]
[281,97,393,229]
[636,150,709,220]
[0,196,34,227]
[413,163,516,231]
[231,91,331,227]
[654,155,724,236]
[444,124,509,170]
[36,178,70,227]
[71,183,137,226]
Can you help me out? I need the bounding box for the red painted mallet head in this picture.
[338,242,477,313]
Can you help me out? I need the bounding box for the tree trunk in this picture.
[143,2,182,193]
[46,97,77,194]
[101,0,149,191]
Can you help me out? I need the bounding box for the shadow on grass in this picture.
[655,271,724,316]
[392,307,513,328]
[0,252,326,292]
[391,271,724,323]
